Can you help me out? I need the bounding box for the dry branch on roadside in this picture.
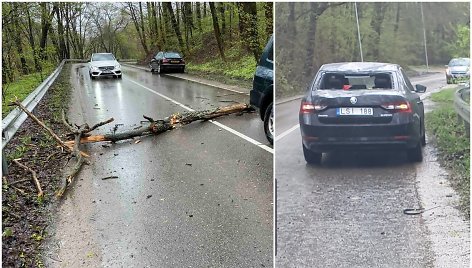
[12,159,43,197]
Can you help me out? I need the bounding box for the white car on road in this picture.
[89,53,122,79]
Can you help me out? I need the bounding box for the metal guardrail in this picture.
[2,59,86,149]
[454,84,470,136]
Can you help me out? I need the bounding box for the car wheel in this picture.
[263,103,273,145]
[407,141,423,162]
[118,75,122,79]
[303,144,322,165]
[181,67,185,73]
[421,122,426,146]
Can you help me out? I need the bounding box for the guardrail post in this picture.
[2,150,7,176]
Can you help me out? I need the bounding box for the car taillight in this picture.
[163,59,169,63]
[300,102,327,113]
[381,101,412,113]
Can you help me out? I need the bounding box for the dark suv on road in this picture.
[300,62,427,164]
[250,36,274,144]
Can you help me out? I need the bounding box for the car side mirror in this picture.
[415,84,426,93]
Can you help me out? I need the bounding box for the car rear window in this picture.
[92,54,115,61]
[164,52,181,58]
[319,72,393,90]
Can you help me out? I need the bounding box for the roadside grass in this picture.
[426,86,470,218]
[2,67,54,117]
[2,64,72,267]
[186,45,256,82]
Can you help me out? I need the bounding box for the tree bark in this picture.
[209,2,226,61]
[238,3,261,62]
[264,2,273,37]
[164,2,185,53]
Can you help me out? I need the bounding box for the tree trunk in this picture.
[369,3,386,60]
[26,5,41,72]
[127,3,150,55]
[209,2,226,61]
[264,2,273,37]
[164,2,185,53]
[39,3,56,62]
[238,3,261,62]
[196,2,202,32]
[11,4,28,74]
[54,3,67,60]
[219,3,226,35]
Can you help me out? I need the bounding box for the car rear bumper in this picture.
[300,122,420,152]
[161,64,185,70]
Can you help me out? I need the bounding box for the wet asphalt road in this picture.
[45,65,273,267]
[275,73,448,267]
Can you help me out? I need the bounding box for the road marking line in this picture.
[165,74,249,95]
[125,77,274,154]
[275,124,299,142]
[122,64,249,96]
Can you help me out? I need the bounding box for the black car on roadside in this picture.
[300,62,427,164]
[150,51,185,74]
[250,35,274,144]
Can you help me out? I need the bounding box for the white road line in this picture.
[275,124,299,142]
[122,64,249,95]
[125,77,274,154]
[165,74,249,95]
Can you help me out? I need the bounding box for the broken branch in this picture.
[12,159,43,197]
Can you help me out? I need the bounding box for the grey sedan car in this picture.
[300,62,426,164]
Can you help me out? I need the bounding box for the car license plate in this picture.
[337,107,373,116]
[171,60,179,63]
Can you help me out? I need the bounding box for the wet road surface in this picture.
[275,73,466,267]
[45,65,273,267]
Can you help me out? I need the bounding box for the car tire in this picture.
[118,75,122,79]
[303,144,322,165]
[421,124,426,147]
[181,67,185,73]
[263,103,274,145]
[407,142,423,162]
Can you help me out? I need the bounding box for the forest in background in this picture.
[275,2,470,97]
[2,2,272,102]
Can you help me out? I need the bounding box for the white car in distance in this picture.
[89,53,122,79]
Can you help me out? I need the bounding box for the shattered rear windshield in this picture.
[318,72,393,90]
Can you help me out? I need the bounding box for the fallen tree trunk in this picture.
[66,103,253,145]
